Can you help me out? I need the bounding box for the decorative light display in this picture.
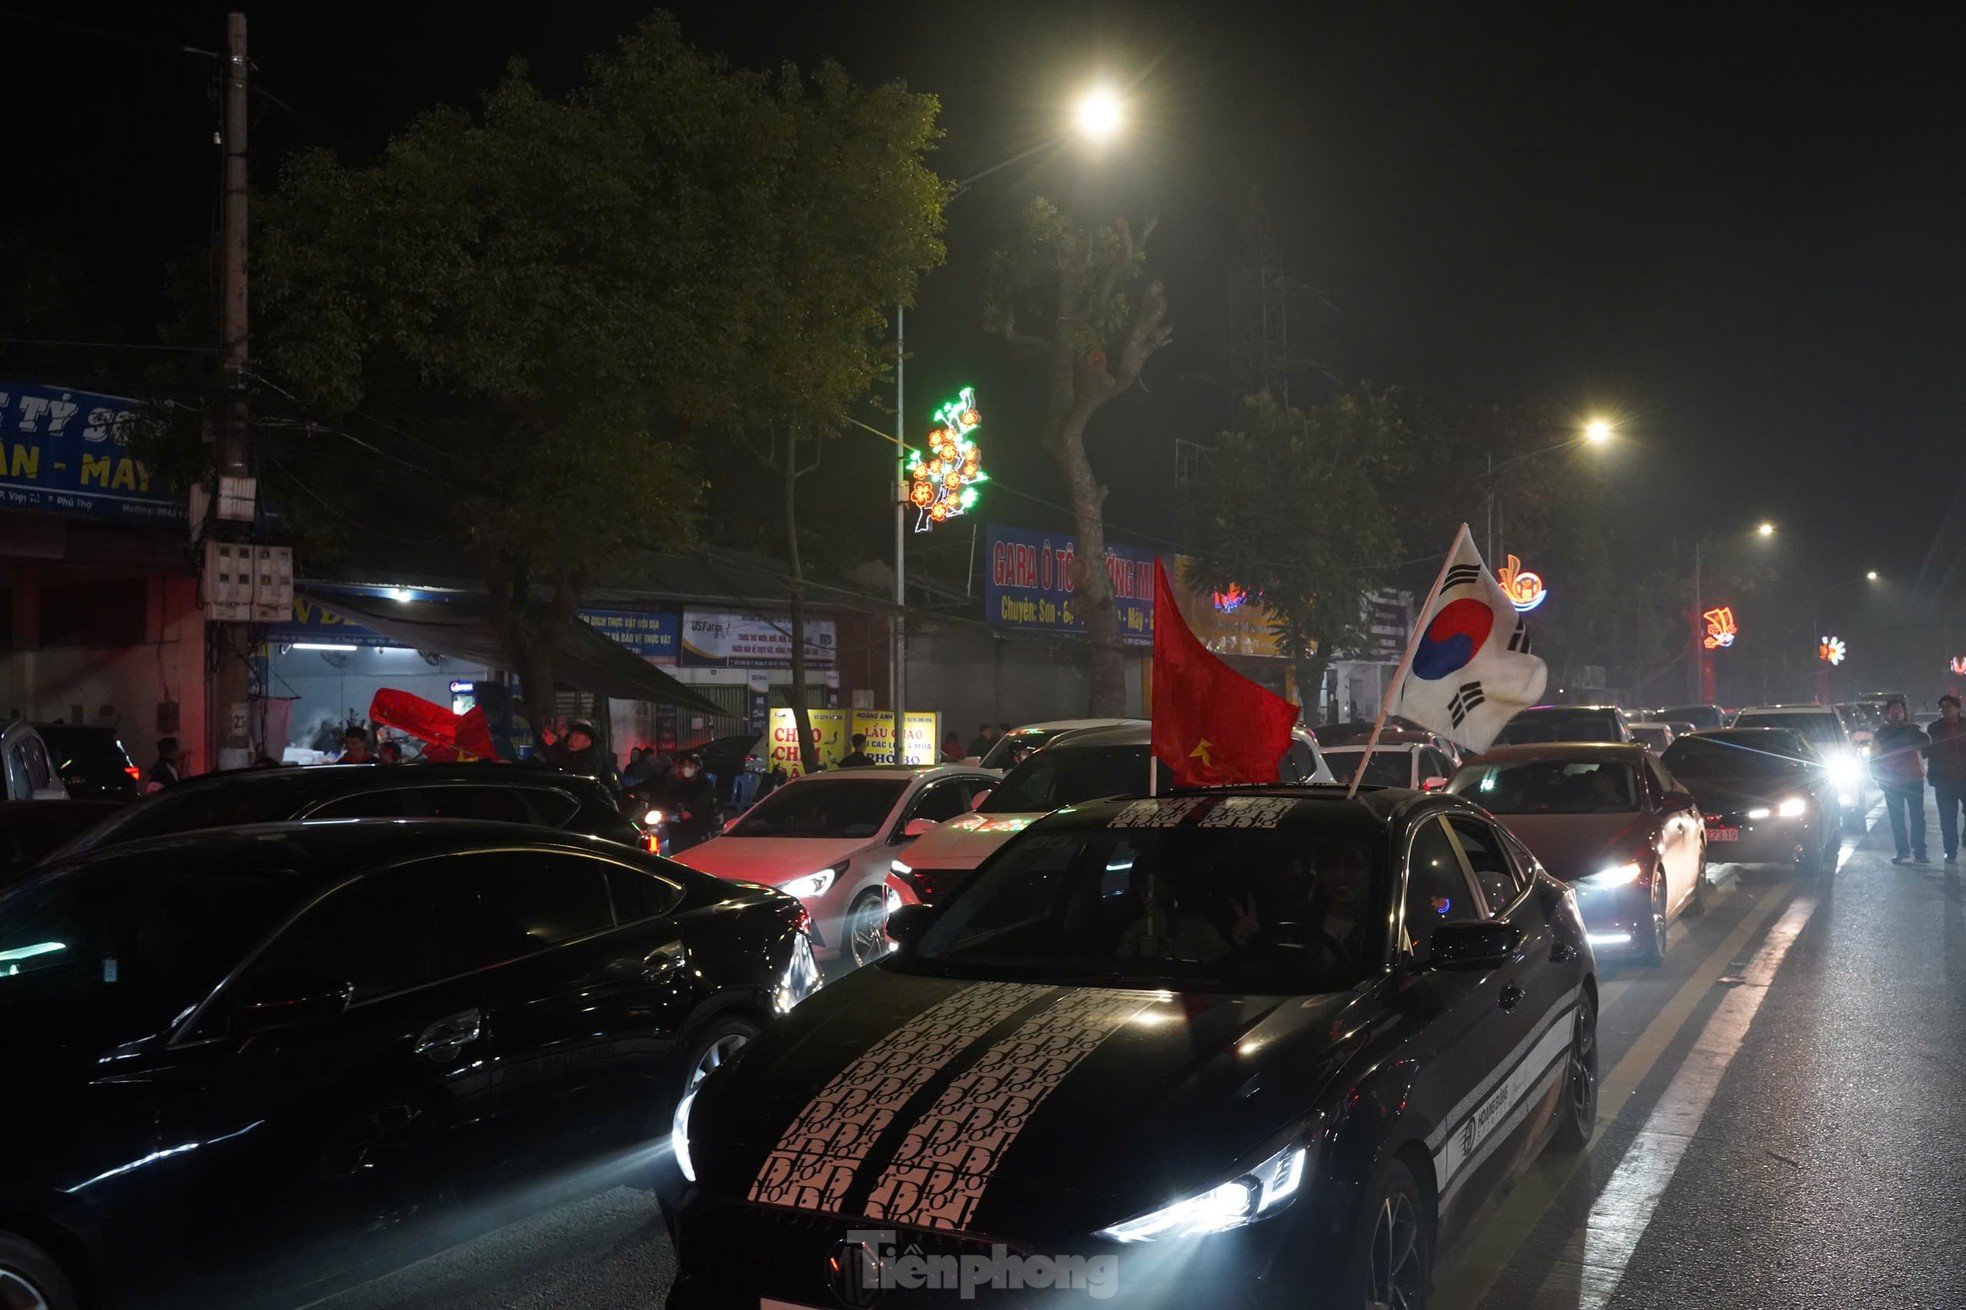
[1701,606,1738,650]
[907,386,986,532]
[1212,582,1250,614]
[1951,656,1966,676]
[1495,553,1548,613]
[1818,635,1846,666]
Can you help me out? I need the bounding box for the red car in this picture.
[1447,742,1707,963]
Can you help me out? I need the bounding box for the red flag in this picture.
[369,689,502,762]
[1151,559,1299,787]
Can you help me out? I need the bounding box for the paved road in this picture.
[307,804,1966,1310]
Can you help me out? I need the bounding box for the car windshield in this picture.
[1493,711,1620,745]
[1328,750,1411,788]
[981,744,1147,814]
[1632,727,1670,750]
[1449,758,1639,813]
[1663,733,1815,779]
[900,802,1391,995]
[1734,713,1843,749]
[726,778,906,838]
[979,728,1073,771]
[0,856,306,1043]
[36,727,134,779]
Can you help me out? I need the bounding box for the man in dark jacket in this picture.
[657,752,720,851]
[1928,693,1966,866]
[145,737,183,795]
[539,719,619,796]
[839,733,877,768]
[1871,698,1930,865]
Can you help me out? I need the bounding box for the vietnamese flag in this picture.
[1151,559,1300,787]
[369,689,501,762]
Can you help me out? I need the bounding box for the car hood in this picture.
[1494,812,1655,880]
[899,811,1040,870]
[674,836,876,885]
[690,966,1365,1239]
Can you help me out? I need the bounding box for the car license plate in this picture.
[1706,826,1740,842]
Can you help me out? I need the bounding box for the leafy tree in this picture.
[1184,391,1408,717]
[985,199,1173,715]
[227,16,940,738]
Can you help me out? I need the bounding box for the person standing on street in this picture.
[966,722,996,759]
[538,719,619,795]
[1927,693,1966,867]
[941,731,965,763]
[1871,697,1931,865]
[839,733,877,768]
[145,737,183,794]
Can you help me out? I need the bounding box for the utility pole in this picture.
[207,10,256,771]
[892,305,906,718]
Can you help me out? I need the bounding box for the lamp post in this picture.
[1691,520,1777,702]
[890,86,1126,718]
[1479,417,1614,564]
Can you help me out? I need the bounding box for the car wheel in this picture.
[1632,872,1667,965]
[1348,1157,1432,1310]
[845,889,890,969]
[1550,990,1598,1151]
[1685,857,1708,916]
[655,1014,761,1197]
[0,1232,77,1310]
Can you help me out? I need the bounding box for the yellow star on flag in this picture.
[1189,739,1214,770]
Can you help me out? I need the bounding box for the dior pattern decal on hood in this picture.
[862,988,1158,1232]
[748,981,1037,1213]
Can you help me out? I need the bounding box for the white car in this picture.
[888,721,1335,910]
[1,721,69,800]
[673,764,996,968]
[1732,704,1867,823]
[1629,721,1678,755]
[1322,740,1460,790]
[974,717,1147,769]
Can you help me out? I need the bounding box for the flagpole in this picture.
[1346,523,1474,800]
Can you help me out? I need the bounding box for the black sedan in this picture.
[47,762,642,860]
[0,800,124,890]
[666,787,1597,1309]
[0,820,820,1310]
[1660,728,1842,871]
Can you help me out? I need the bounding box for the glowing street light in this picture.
[1866,569,1880,581]
[1074,86,1124,140]
[1583,417,1614,444]
[1756,520,1776,538]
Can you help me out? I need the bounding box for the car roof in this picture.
[1039,784,1474,831]
[1325,741,1425,753]
[1736,704,1837,715]
[1046,722,1153,749]
[1628,721,1674,729]
[149,762,612,799]
[1519,704,1621,713]
[38,817,660,885]
[1005,718,1146,734]
[788,764,989,782]
[1464,741,1650,762]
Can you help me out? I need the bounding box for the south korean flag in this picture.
[1391,525,1548,753]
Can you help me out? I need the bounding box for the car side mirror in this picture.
[901,817,939,839]
[1425,922,1522,971]
[1662,790,1696,810]
[886,902,933,951]
[1421,776,1448,793]
[968,789,991,811]
[229,974,353,1034]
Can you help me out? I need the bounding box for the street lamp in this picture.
[890,84,1130,718]
[1481,416,1615,563]
[1866,569,1880,582]
[1691,520,1776,701]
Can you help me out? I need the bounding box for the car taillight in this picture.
[794,904,813,936]
[900,868,944,902]
[124,766,141,780]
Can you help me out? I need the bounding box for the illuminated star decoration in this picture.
[1818,635,1846,666]
[1951,656,1966,676]
[1495,554,1548,613]
[907,386,986,531]
[1212,583,1249,614]
[1701,606,1738,650]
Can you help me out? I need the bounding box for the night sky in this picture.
[7,2,1963,631]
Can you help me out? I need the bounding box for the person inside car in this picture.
[1118,860,1231,963]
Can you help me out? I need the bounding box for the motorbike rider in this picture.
[658,752,720,852]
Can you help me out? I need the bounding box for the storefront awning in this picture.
[300,591,729,718]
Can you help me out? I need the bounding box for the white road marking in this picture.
[1528,893,1818,1309]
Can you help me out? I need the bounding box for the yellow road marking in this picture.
[1435,880,1798,1309]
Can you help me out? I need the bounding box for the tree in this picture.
[985,199,1173,715]
[1184,391,1408,716]
[234,17,940,738]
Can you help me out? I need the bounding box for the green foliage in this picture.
[982,198,1149,361]
[1185,391,1409,698]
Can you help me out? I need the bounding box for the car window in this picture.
[1282,740,1317,783]
[451,851,615,951]
[1333,750,1412,789]
[1644,757,1678,798]
[604,862,685,923]
[10,737,57,796]
[408,785,536,825]
[55,775,314,856]
[1447,817,1523,913]
[1403,818,1481,956]
[1735,713,1844,749]
[1423,750,1453,781]
[306,790,411,819]
[981,744,1148,814]
[1448,758,1638,814]
[728,778,908,839]
[907,781,970,826]
[240,865,474,1004]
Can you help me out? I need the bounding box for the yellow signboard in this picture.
[902,711,941,766]
[851,709,900,765]
[766,708,848,777]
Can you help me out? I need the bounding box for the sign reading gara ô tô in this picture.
[983,523,1154,645]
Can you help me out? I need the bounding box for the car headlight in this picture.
[778,867,839,900]
[643,808,666,827]
[1827,755,1863,788]
[890,859,912,878]
[1097,1144,1307,1243]
[1578,861,1643,889]
[1777,796,1808,819]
